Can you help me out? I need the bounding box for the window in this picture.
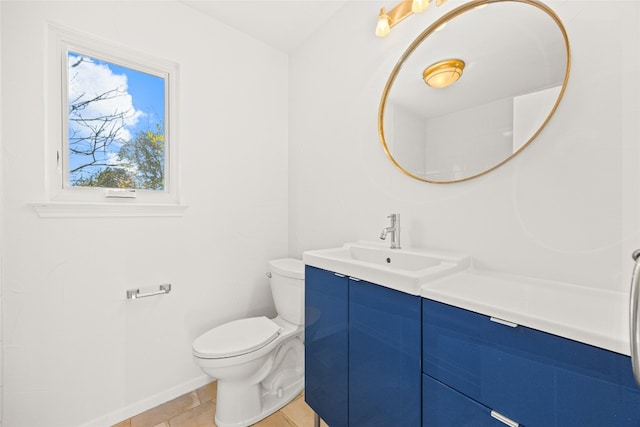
[39,25,183,217]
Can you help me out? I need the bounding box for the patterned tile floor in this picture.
[112,381,328,427]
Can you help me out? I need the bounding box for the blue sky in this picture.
[108,61,166,131]
[67,51,166,184]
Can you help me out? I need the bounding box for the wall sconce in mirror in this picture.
[376,0,450,37]
[423,59,465,88]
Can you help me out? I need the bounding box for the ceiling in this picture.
[181,0,350,53]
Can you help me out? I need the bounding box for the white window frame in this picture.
[36,24,184,217]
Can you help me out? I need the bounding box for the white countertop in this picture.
[421,269,630,356]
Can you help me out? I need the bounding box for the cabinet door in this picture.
[349,280,421,427]
[423,374,506,427]
[304,266,349,427]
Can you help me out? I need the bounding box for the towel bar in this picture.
[127,284,172,300]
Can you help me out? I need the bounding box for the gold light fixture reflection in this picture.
[376,0,449,37]
[422,59,465,88]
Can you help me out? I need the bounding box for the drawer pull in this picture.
[334,273,346,278]
[491,410,520,427]
[630,249,640,385]
[490,317,518,328]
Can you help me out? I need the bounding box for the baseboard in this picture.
[78,375,213,427]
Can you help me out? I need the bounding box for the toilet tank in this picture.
[268,258,305,326]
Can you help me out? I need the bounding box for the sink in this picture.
[303,241,470,295]
[343,244,442,270]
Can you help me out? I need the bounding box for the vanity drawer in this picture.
[423,374,510,427]
[422,298,640,427]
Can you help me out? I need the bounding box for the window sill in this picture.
[32,202,188,218]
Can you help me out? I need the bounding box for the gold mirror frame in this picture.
[378,0,571,184]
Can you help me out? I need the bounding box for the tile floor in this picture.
[112,381,328,427]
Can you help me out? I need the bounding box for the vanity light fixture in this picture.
[412,0,429,13]
[376,0,449,37]
[376,8,392,37]
[423,59,465,88]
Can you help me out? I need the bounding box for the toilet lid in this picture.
[193,316,282,359]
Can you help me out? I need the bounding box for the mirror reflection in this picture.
[379,0,570,183]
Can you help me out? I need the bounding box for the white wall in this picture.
[424,97,513,180]
[1,1,289,426]
[384,102,426,176]
[513,85,562,152]
[0,1,3,425]
[289,0,640,293]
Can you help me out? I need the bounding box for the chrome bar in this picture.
[490,317,518,328]
[314,413,321,427]
[490,410,519,427]
[630,250,640,385]
[126,284,172,300]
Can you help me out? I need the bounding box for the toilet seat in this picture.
[193,316,282,359]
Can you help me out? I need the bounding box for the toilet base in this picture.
[214,377,304,427]
[213,335,305,427]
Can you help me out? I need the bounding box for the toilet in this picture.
[192,258,305,427]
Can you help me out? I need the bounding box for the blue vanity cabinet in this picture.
[422,298,640,427]
[349,279,421,427]
[305,266,349,427]
[304,266,422,427]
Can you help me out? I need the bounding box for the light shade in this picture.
[376,9,391,37]
[423,59,465,88]
[412,0,429,13]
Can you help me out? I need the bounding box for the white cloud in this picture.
[68,54,144,144]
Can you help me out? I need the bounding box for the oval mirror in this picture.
[379,0,570,183]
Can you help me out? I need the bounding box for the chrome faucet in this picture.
[379,214,401,249]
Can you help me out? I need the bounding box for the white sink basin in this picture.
[303,241,470,295]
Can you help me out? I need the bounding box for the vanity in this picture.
[303,241,640,427]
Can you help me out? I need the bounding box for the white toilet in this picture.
[192,258,305,427]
